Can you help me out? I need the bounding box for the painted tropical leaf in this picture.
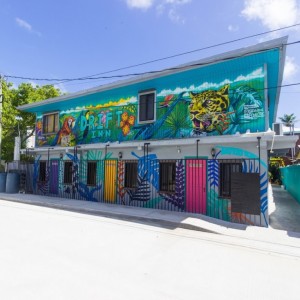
[133,93,185,140]
[207,150,221,188]
[126,172,150,203]
[260,171,268,226]
[78,182,102,202]
[160,102,190,138]
[131,151,159,190]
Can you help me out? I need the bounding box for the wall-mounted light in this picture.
[59,153,64,160]
[211,148,216,158]
[118,151,123,159]
[137,145,143,151]
[105,143,110,158]
[177,146,181,153]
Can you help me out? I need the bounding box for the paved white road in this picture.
[0,200,300,300]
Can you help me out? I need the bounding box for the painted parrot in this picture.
[51,116,75,146]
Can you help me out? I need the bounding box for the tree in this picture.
[279,113,297,135]
[1,80,62,162]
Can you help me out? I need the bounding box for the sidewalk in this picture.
[1,185,300,254]
[269,184,300,233]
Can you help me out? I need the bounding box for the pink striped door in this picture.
[186,159,207,214]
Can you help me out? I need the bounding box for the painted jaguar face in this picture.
[189,85,229,133]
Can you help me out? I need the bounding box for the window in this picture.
[87,161,97,186]
[124,161,138,188]
[159,161,176,193]
[43,112,59,134]
[64,161,73,184]
[39,161,47,182]
[219,161,242,198]
[138,91,155,123]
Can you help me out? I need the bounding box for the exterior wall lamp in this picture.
[211,148,216,158]
[105,143,110,158]
[118,151,123,159]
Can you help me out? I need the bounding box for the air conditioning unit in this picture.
[272,123,283,135]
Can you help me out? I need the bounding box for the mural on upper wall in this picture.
[36,67,266,147]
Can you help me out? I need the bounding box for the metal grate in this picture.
[63,161,73,184]
[39,161,47,182]
[159,160,176,193]
[124,161,138,188]
[87,161,97,186]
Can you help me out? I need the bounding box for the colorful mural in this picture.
[35,67,266,147]
[33,144,268,226]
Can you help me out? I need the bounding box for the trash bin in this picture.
[6,173,20,193]
[0,172,7,192]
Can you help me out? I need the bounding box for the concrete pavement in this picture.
[269,184,300,233]
[0,184,300,253]
[1,200,300,300]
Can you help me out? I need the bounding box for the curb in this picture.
[0,196,219,234]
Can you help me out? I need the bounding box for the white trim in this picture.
[42,111,59,135]
[138,90,156,124]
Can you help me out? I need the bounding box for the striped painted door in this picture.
[185,159,207,214]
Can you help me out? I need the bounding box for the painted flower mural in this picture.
[120,112,135,136]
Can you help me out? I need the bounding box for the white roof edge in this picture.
[18,36,288,111]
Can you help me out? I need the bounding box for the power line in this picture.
[4,40,300,83]
[56,22,300,83]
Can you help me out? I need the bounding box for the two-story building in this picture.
[18,36,297,227]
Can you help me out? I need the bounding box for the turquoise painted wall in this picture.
[280,165,300,204]
[28,48,281,147]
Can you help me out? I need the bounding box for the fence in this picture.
[28,157,265,226]
[280,165,300,204]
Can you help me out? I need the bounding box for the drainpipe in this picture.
[257,136,261,175]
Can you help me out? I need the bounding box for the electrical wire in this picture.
[2,22,300,84]
[56,22,300,82]
[5,41,300,83]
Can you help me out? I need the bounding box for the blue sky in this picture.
[1,0,300,124]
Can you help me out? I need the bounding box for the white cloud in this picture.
[126,0,155,9]
[125,0,191,23]
[15,17,42,36]
[228,24,239,32]
[54,83,68,94]
[241,0,300,30]
[165,0,191,4]
[16,17,32,31]
[283,56,299,81]
[161,0,191,23]
[168,8,185,23]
